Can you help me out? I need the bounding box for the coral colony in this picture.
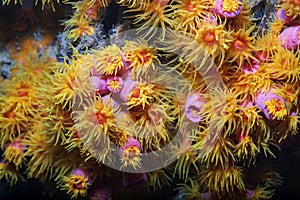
[0,0,300,199]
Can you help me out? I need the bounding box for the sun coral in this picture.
[122,40,159,77]
[214,0,243,18]
[93,45,125,76]
[254,89,288,120]
[123,0,172,39]
[199,165,245,198]
[280,0,300,20]
[62,167,92,199]
[169,0,214,33]
[226,26,257,67]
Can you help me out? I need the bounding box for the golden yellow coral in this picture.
[201,88,245,137]
[3,137,26,169]
[193,17,232,66]
[73,96,120,163]
[123,40,159,76]
[68,18,95,41]
[193,132,236,168]
[169,0,214,34]
[65,0,110,40]
[235,133,260,166]
[0,160,24,186]
[199,165,245,198]
[125,0,173,39]
[51,60,92,109]
[120,144,142,170]
[226,26,257,67]
[255,31,282,60]
[93,45,125,75]
[225,0,254,30]
[176,179,203,200]
[231,68,272,101]
[169,138,199,181]
[62,168,91,199]
[0,97,29,148]
[243,185,275,200]
[146,167,172,192]
[262,48,300,83]
[126,82,156,109]
[116,0,150,9]
[280,0,300,20]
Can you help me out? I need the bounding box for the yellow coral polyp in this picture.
[226,26,257,67]
[123,40,158,76]
[4,144,25,168]
[127,83,156,109]
[194,19,232,66]
[63,174,91,199]
[94,45,124,75]
[170,0,213,33]
[127,0,172,39]
[176,179,202,200]
[199,166,245,198]
[281,0,300,19]
[107,79,122,91]
[120,146,142,169]
[235,134,259,164]
[241,105,260,133]
[264,48,300,83]
[265,99,287,120]
[222,0,242,12]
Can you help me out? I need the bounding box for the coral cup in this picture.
[279,25,300,49]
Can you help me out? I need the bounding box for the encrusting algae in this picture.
[0,0,300,199]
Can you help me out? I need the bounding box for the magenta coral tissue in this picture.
[279,26,300,49]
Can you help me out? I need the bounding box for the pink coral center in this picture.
[96,112,105,124]
[186,2,196,12]
[234,39,246,50]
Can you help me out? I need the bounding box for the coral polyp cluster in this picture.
[0,0,300,199]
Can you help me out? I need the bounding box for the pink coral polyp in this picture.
[279,26,300,49]
[185,92,206,123]
[254,90,287,120]
[215,0,242,18]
